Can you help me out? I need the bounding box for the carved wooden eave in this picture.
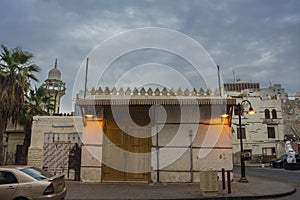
[76,96,236,106]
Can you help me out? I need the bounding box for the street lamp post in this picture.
[237,100,256,183]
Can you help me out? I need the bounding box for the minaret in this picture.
[42,59,66,114]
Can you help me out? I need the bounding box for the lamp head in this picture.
[221,113,230,118]
[247,107,256,115]
[85,114,94,118]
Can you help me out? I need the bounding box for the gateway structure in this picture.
[76,87,236,183]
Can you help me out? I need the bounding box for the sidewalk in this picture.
[65,174,296,200]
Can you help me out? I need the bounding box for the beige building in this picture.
[225,82,285,164]
[76,89,235,182]
[231,95,285,164]
[76,86,235,182]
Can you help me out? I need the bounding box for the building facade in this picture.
[77,87,236,183]
[29,87,236,183]
[28,116,83,180]
[231,95,285,164]
[225,82,285,164]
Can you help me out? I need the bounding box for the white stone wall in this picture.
[150,105,232,183]
[28,116,82,168]
[80,119,103,182]
[151,124,232,183]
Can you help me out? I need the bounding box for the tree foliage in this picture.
[0,45,40,164]
[18,87,52,164]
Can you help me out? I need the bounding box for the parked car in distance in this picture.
[0,166,67,200]
[269,154,300,168]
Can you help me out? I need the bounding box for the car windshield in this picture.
[20,167,53,181]
[280,155,287,159]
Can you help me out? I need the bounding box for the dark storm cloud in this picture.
[178,0,300,93]
[0,0,299,112]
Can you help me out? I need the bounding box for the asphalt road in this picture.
[234,166,300,200]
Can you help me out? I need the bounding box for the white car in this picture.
[0,166,67,200]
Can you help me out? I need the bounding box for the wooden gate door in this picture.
[125,128,151,182]
[102,107,151,182]
[102,125,127,181]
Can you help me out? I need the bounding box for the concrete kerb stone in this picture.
[212,175,296,200]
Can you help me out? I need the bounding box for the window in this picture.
[267,127,276,138]
[237,127,246,139]
[20,167,53,181]
[0,171,18,184]
[234,107,239,116]
[265,109,270,119]
[272,109,277,119]
[271,148,276,155]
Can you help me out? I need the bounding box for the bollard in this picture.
[227,170,231,193]
[222,168,225,190]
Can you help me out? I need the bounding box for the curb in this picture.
[65,186,296,200]
[65,176,297,200]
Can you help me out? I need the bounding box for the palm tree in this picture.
[0,45,40,165]
[18,87,53,164]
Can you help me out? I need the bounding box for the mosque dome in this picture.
[48,59,61,80]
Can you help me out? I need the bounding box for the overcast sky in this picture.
[1,0,299,113]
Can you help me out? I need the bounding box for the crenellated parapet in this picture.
[79,87,219,98]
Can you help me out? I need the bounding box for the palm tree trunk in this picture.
[19,120,32,165]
